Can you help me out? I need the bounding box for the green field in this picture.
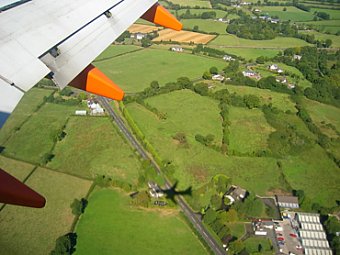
[282,145,340,207]
[95,48,227,93]
[48,116,141,182]
[260,6,315,21]
[75,189,207,255]
[310,8,340,20]
[171,8,228,18]
[228,107,275,154]
[226,85,297,112]
[182,19,227,34]
[221,48,280,60]
[0,167,92,255]
[168,0,211,8]
[208,35,311,48]
[298,20,340,34]
[300,30,340,47]
[303,98,340,138]
[0,88,54,145]
[126,91,283,195]
[94,45,142,62]
[2,103,79,164]
[244,237,274,255]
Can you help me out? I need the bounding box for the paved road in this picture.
[99,97,226,255]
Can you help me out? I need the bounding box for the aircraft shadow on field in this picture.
[161,181,192,204]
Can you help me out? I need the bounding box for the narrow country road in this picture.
[98,97,226,255]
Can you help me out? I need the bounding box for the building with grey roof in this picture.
[276,195,299,209]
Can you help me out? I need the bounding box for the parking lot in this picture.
[274,219,303,254]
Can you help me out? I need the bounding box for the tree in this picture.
[202,71,212,80]
[194,82,209,96]
[141,37,151,47]
[116,30,131,42]
[51,233,77,255]
[256,56,265,64]
[203,208,217,225]
[193,25,199,32]
[60,87,73,96]
[210,194,222,210]
[70,198,88,216]
[150,80,159,90]
[225,209,239,222]
[210,66,218,75]
[77,92,87,101]
[243,94,260,109]
[283,7,287,11]
[325,39,332,48]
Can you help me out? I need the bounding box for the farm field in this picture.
[172,8,228,18]
[95,48,226,93]
[168,0,211,8]
[298,20,340,34]
[226,85,297,112]
[244,237,274,254]
[282,146,340,208]
[228,107,275,154]
[1,103,79,164]
[153,29,216,44]
[259,6,315,21]
[208,35,311,48]
[75,189,207,255]
[0,167,92,255]
[127,24,159,33]
[299,30,340,48]
[0,88,54,145]
[126,92,284,195]
[94,45,142,62]
[303,98,340,138]
[181,19,227,34]
[310,7,340,20]
[221,48,280,60]
[48,116,141,183]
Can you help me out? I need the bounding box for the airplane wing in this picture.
[0,0,182,128]
[0,0,182,207]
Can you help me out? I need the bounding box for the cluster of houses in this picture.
[259,15,280,24]
[242,69,262,80]
[223,55,235,61]
[75,100,105,116]
[170,46,183,52]
[148,181,164,198]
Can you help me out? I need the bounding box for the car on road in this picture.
[278,237,285,241]
[290,233,297,238]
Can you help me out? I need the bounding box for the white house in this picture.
[212,74,225,81]
[269,64,279,71]
[276,76,287,84]
[131,32,146,40]
[75,110,87,116]
[170,46,183,52]
[293,54,302,61]
[88,101,104,115]
[223,55,235,61]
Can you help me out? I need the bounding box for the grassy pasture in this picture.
[220,48,280,60]
[300,30,340,47]
[260,6,315,21]
[298,20,340,34]
[310,8,340,20]
[96,48,226,93]
[244,237,274,254]
[228,107,275,154]
[181,19,227,34]
[226,85,297,112]
[75,189,207,255]
[94,45,142,63]
[168,0,211,8]
[173,8,228,18]
[126,92,283,195]
[0,167,92,255]
[208,35,311,48]
[0,88,54,145]
[282,145,340,208]
[48,117,141,183]
[0,155,35,181]
[303,98,340,138]
[2,103,78,164]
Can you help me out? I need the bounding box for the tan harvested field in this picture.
[153,29,216,44]
[128,24,159,33]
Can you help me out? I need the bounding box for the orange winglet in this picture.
[70,64,124,101]
[141,3,182,31]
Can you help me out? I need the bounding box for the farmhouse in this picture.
[294,54,302,61]
[223,55,235,61]
[242,70,261,79]
[276,195,299,209]
[287,83,295,89]
[75,110,87,116]
[224,186,247,204]
[130,32,146,40]
[87,100,104,115]
[212,74,225,81]
[269,64,283,73]
[170,46,183,52]
[148,181,164,198]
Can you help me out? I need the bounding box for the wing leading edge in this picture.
[0,0,181,208]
